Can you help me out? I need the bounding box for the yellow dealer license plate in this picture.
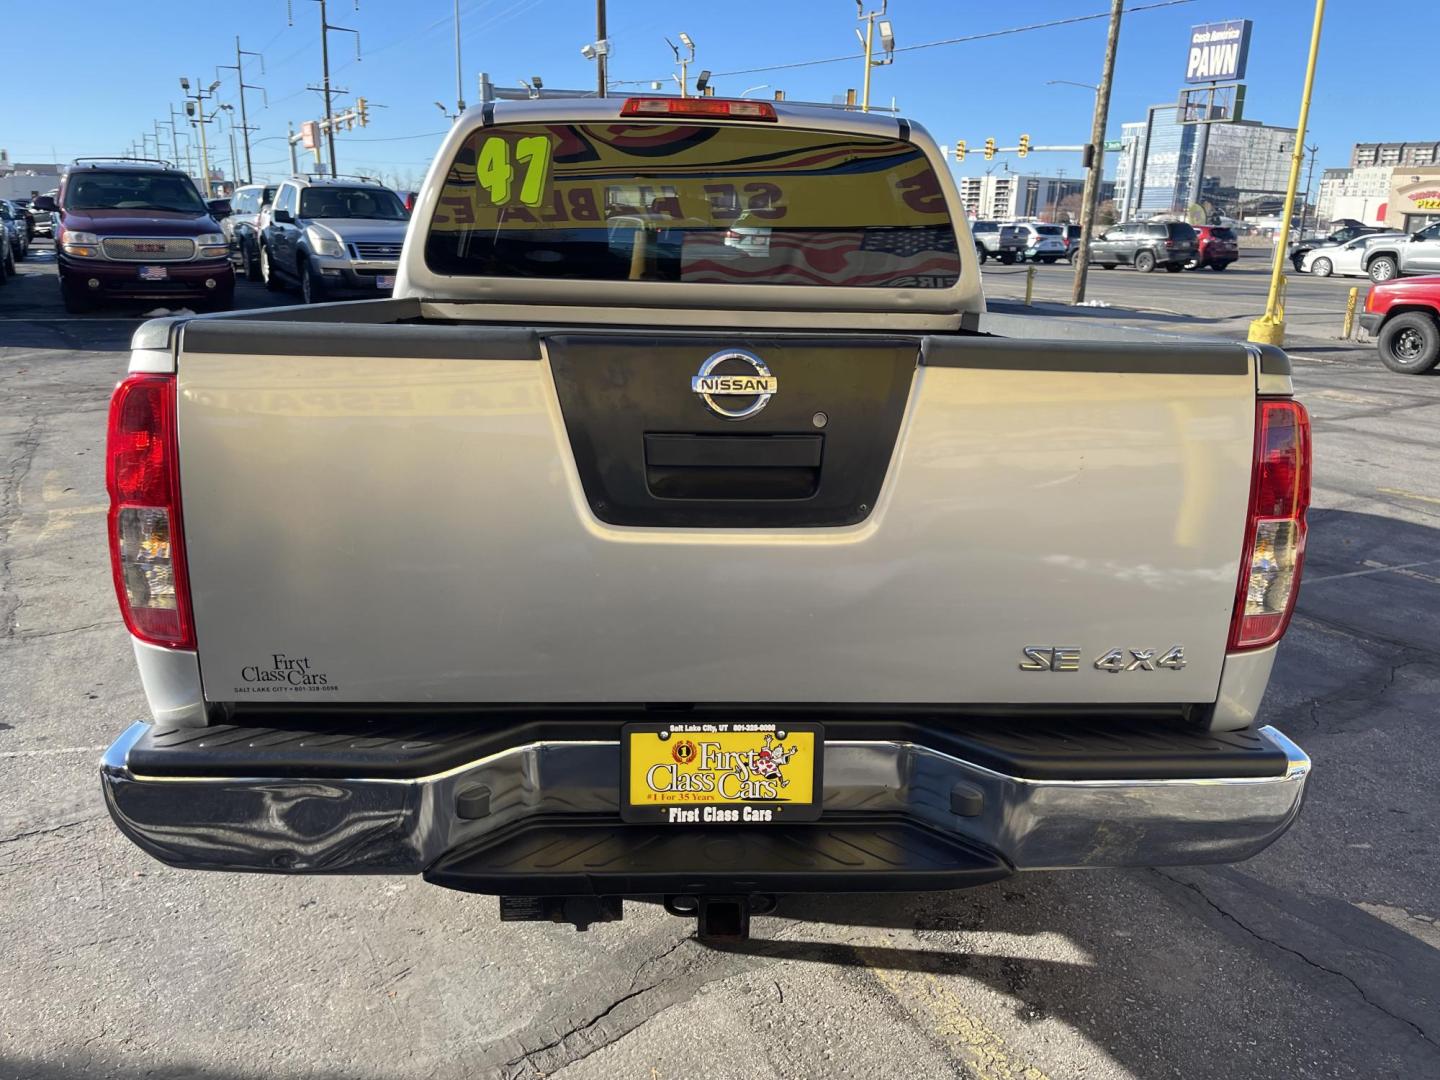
[621,722,823,824]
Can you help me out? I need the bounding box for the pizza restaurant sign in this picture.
[1405,189,1440,211]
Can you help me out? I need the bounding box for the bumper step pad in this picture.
[424,818,1011,896]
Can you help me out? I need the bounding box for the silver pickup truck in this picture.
[99,96,1311,941]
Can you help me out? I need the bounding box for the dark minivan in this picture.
[35,159,235,312]
[1089,220,1198,273]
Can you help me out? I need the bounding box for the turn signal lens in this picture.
[106,374,194,649]
[1229,399,1311,651]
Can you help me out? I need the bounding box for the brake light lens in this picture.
[620,97,778,121]
[1228,399,1311,651]
[106,373,194,649]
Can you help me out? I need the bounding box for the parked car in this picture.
[97,95,1312,946]
[1356,221,1440,283]
[1011,222,1067,263]
[10,199,37,242]
[1061,223,1082,261]
[0,213,14,285]
[1289,223,1384,271]
[24,193,56,238]
[259,174,408,303]
[1359,275,1440,374]
[1301,232,1404,278]
[223,183,277,279]
[1089,220,1198,272]
[1186,225,1238,271]
[34,159,234,313]
[0,200,30,261]
[970,220,1022,264]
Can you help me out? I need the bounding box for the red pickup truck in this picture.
[1360,276,1440,374]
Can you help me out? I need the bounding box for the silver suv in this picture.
[970,220,1022,264]
[258,174,410,303]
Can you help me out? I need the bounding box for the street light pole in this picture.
[1249,0,1326,346]
[1071,0,1124,305]
[595,0,608,97]
[855,1,893,113]
[453,0,466,114]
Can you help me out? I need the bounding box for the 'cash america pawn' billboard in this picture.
[1185,20,1252,84]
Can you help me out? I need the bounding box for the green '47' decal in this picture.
[474,135,552,207]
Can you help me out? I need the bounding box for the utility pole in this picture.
[595,0,608,97]
[288,121,300,175]
[1300,142,1320,237]
[1070,0,1123,305]
[218,37,265,183]
[305,0,361,176]
[319,0,336,175]
[1249,0,1325,346]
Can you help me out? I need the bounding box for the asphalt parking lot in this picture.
[2,243,1438,1080]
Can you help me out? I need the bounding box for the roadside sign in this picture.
[1103,140,1123,152]
[301,121,320,151]
[1185,20,1252,84]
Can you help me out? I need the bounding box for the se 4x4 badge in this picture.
[1019,645,1186,672]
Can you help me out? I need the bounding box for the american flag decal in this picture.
[681,227,960,289]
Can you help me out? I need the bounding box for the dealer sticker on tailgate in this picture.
[621,722,823,824]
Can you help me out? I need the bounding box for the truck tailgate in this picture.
[175,321,1256,707]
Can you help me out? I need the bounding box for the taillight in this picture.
[106,373,194,649]
[1228,399,1311,651]
[620,97,778,121]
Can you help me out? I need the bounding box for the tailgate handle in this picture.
[644,434,822,469]
[643,434,822,501]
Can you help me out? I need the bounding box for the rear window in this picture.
[1166,222,1198,241]
[299,186,407,220]
[972,221,996,233]
[1036,225,1063,236]
[425,122,960,289]
[1210,227,1236,240]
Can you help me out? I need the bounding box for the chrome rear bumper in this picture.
[100,722,1309,880]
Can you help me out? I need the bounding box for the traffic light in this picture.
[955,139,966,163]
[1018,133,1031,159]
[356,97,369,127]
[983,137,996,161]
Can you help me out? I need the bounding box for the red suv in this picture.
[1187,225,1239,271]
[34,159,235,313]
[1359,276,1440,374]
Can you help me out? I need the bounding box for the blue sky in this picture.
[0,1,1425,188]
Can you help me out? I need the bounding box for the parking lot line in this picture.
[857,935,1053,1080]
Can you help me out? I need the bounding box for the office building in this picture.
[1112,107,1294,221]
[956,172,1087,221]
[1351,142,1440,169]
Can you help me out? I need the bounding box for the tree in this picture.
[1095,200,1118,226]
[1056,193,1084,224]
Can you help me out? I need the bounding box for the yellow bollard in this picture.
[1025,264,1035,306]
[1342,286,1359,339]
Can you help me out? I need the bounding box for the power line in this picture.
[611,0,1196,86]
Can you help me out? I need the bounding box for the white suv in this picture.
[1010,223,1068,264]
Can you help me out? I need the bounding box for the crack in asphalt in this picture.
[1299,654,1435,733]
[1156,870,1437,1050]
[0,412,44,640]
[0,818,104,846]
[502,980,666,1080]
[14,619,123,641]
